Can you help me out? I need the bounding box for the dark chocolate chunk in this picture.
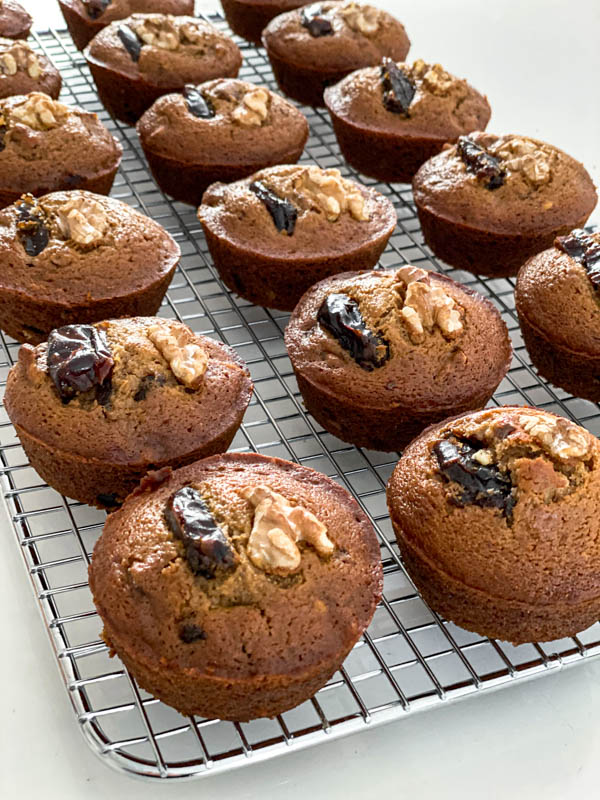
[82,0,111,19]
[96,492,120,508]
[457,136,505,190]
[117,24,142,62]
[179,624,207,643]
[380,57,415,116]
[249,181,297,235]
[317,293,389,371]
[301,3,334,37]
[165,487,236,578]
[434,437,515,521]
[183,84,215,119]
[555,229,600,289]
[47,324,114,404]
[16,195,50,257]
[133,373,166,402]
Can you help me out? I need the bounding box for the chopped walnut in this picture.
[412,60,455,95]
[472,448,493,466]
[56,196,108,247]
[338,1,380,35]
[242,486,334,575]
[148,325,208,390]
[131,15,179,50]
[294,166,369,222]
[0,43,42,79]
[10,93,70,130]
[518,414,591,460]
[395,266,463,344]
[179,20,209,45]
[232,87,270,126]
[492,137,552,188]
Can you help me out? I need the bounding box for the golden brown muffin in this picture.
[85,13,242,123]
[0,93,122,208]
[0,38,62,99]
[515,229,600,401]
[89,452,383,719]
[0,0,31,41]
[413,131,597,277]
[262,1,410,107]
[137,79,309,206]
[285,266,512,451]
[4,317,254,508]
[387,406,600,643]
[0,190,179,343]
[58,0,195,51]
[324,59,491,183]
[198,163,397,310]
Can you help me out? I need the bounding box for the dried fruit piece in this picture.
[301,3,334,37]
[434,437,515,521]
[555,229,600,289]
[47,324,114,405]
[380,58,415,116]
[183,84,215,119]
[457,136,505,190]
[165,487,236,578]
[179,624,206,643]
[318,293,389,370]
[250,180,298,234]
[16,194,50,257]
[117,25,142,61]
[82,0,111,19]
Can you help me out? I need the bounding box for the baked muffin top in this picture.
[0,190,178,302]
[413,131,597,235]
[63,0,194,24]
[387,406,600,606]
[137,78,309,164]
[262,1,410,71]
[198,163,396,257]
[0,38,61,98]
[325,59,491,140]
[0,0,31,40]
[0,93,122,191]
[85,13,242,87]
[5,316,253,465]
[285,266,512,410]
[516,229,600,354]
[89,452,382,678]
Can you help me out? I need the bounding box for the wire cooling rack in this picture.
[2,16,600,782]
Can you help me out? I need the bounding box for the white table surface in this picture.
[3,1,600,798]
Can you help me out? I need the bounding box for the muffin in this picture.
[85,14,242,124]
[137,79,309,206]
[0,93,122,208]
[413,131,597,278]
[198,164,397,310]
[515,229,600,401]
[387,406,600,643]
[0,190,179,343]
[221,0,305,46]
[88,452,383,719]
[285,266,512,451]
[0,38,62,100]
[58,0,195,51]
[5,317,254,508]
[0,0,31,41]
[262,1,410,108]
[324,59,491,184]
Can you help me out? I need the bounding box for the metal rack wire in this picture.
[2,17,600,782]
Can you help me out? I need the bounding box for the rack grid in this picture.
[2,17,600,782]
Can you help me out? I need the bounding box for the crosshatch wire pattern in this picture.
[2,18,600,782]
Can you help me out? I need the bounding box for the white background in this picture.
[3,1,600,798]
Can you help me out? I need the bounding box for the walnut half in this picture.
[131,16,179,50]
[232,87,270,127]
[57,196,108,247]
[518,414,591,460]
[492,137,552,188]
[295,166,369,222]
[10,93,70,130]
[148,325,208,390]
[338,2,380,35]
[0,43,42,79]
[395,266,463,344]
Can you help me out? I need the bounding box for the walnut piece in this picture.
[395,266,463,344]
[148,325,208,390]
[295,166,369,222]
[56,196,108,247]
[242,486,334,575]
[10,93,70,130]
[412,60,455,95]
[232,87,270,127]
[492,137,552,188]
[338,1,380,35]
[131,16,180,50]
[0,42,42,79]
[518,414,591,460]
